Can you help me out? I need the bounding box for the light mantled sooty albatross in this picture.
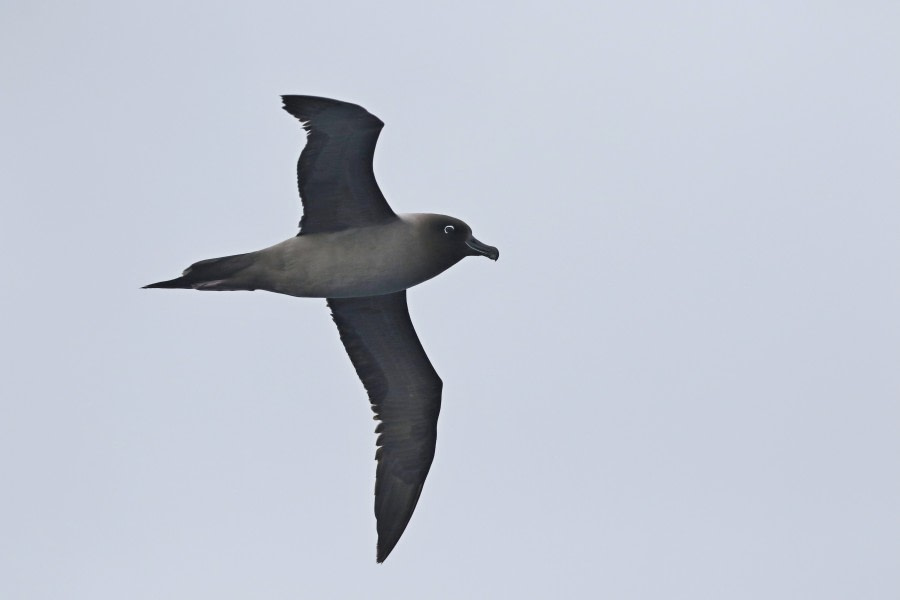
[145,96,499,562]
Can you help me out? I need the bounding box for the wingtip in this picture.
[375,540,396,564]
[280,95,383,130]
[372,472,428,565]
[280,95,328,130]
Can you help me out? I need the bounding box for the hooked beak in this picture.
[465,236,500,261]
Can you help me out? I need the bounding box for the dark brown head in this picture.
[417,213,500,262]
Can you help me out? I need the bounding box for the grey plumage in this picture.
[145,95,498,562]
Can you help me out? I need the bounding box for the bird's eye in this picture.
[444,225,455,234]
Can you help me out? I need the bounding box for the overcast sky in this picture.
[1,1,898,598]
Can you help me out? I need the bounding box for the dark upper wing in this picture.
[281,95,397,235]
[327,291,442,562]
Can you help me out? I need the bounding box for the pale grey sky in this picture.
[1,1,898,598]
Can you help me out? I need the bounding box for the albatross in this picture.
[145,95,499,562]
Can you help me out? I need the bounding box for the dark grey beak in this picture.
[465,236,499,261]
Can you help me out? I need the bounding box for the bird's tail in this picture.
[143,252,256,290]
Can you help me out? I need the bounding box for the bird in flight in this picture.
[145,95,499,562]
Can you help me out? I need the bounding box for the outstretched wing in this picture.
[281,95,397,235]
[327,291,442,562]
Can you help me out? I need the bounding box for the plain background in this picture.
[1,1,898,598]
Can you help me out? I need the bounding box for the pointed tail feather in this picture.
[143,252,256,291]
[143,276,191,289]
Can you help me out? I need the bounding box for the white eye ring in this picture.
[444,225,455,234]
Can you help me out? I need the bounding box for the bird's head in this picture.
[421,214,499,262]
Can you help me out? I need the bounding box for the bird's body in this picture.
[150,213,478,298]
[145,95,498,562]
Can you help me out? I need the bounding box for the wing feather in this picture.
[327,291,442,562]
[282,95,397,234]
